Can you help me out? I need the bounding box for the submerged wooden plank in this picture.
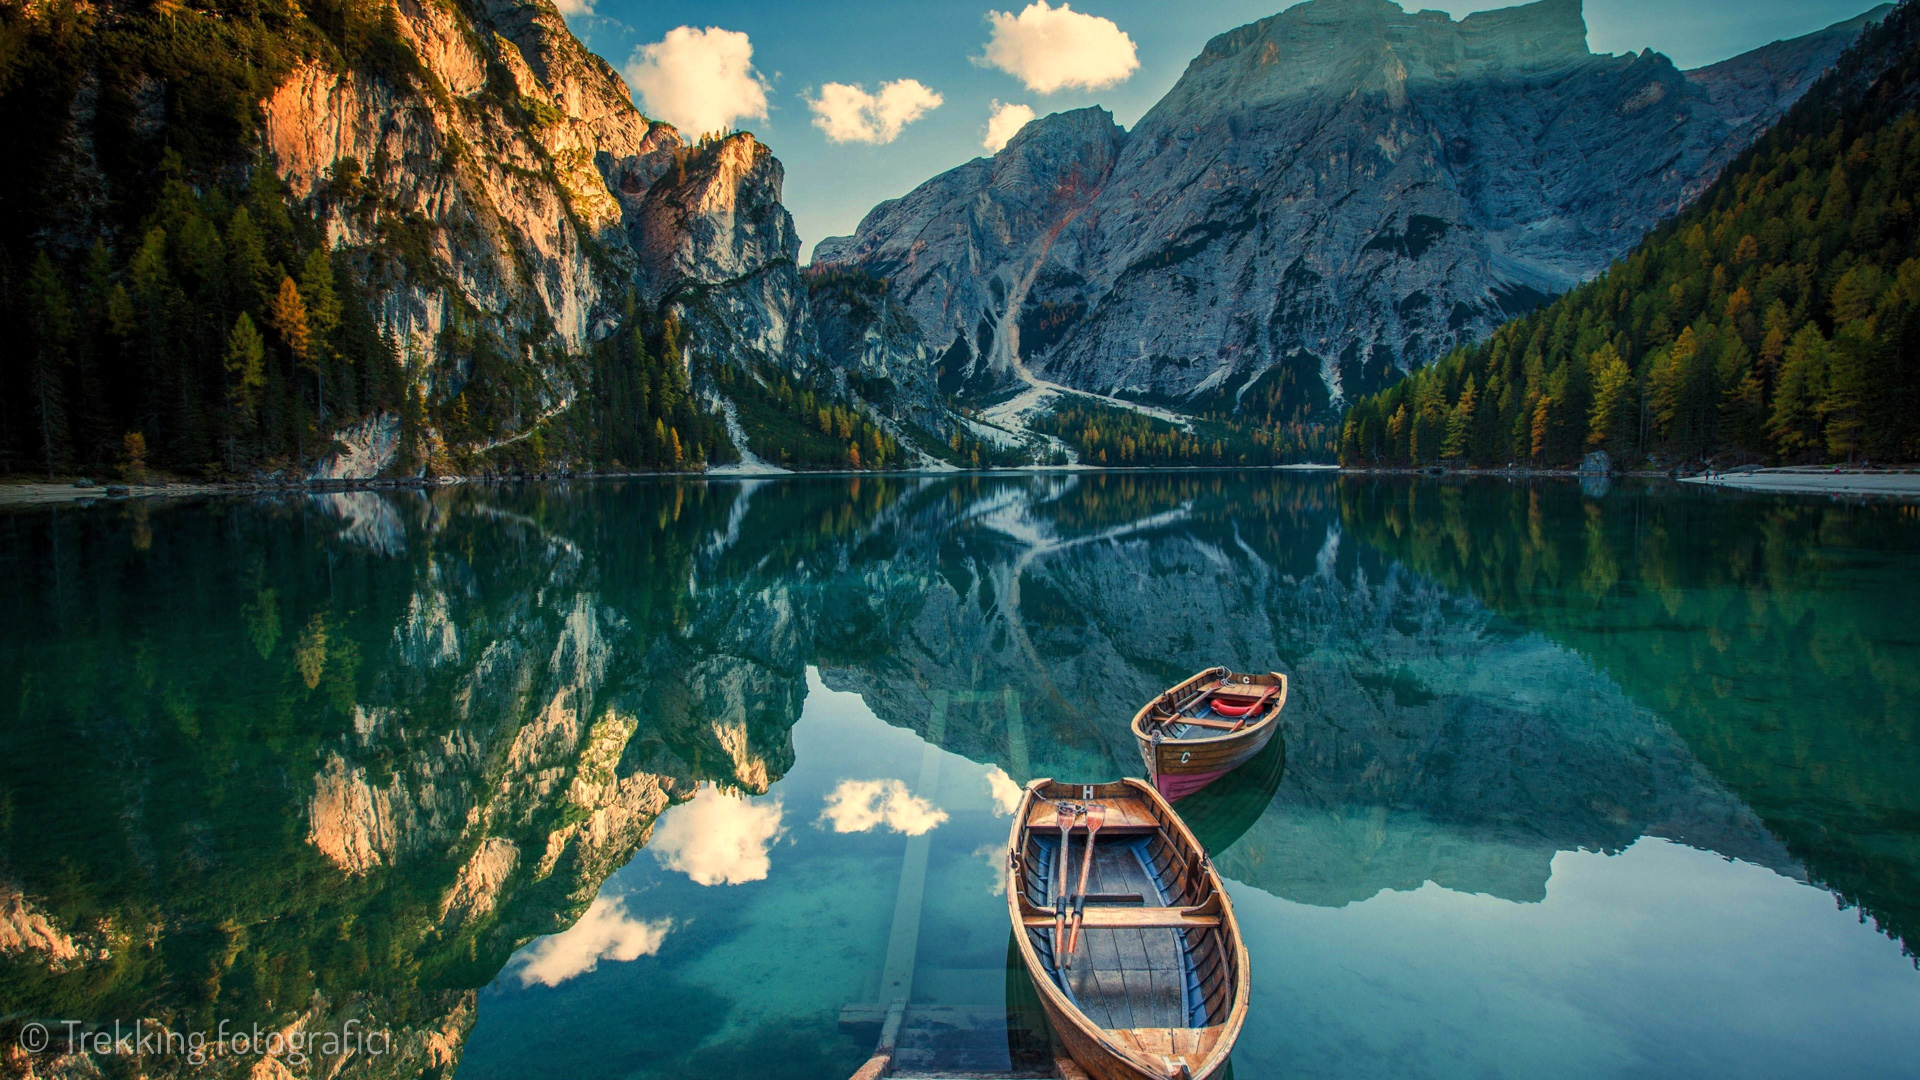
[877,693,945,1006]
[1003,686,1029,779]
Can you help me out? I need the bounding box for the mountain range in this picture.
[816,0,1891,424]
[0,0,1897,477]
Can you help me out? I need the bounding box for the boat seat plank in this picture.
[1167,716,1246,731]
[1028,800,1161,832]
[1021,908,1221,929]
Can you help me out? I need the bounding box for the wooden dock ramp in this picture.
[840,690,1072,1080]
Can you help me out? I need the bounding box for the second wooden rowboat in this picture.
[1132,668,1287,800]
[1006,778,1249,1080]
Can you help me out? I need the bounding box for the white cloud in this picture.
[514,896,670,987]
[809,79,944,144]
[979,2,1139,94]
[820,779,949,836]
[650,787,785,886]
[552,0,592,16]
[983,766,1025,815]
[624,26,769,139]
[983,101,1036,152]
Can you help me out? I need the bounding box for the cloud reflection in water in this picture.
[650,786,786,885]
[515,896,671,987]
[820,779,948,835]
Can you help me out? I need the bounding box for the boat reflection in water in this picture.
[1168,732,1288,859]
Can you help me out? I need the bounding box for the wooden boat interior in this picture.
[1140,672,1284,742]
[1012,790,1239,1051]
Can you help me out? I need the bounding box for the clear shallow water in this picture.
[0,473,1915,1079]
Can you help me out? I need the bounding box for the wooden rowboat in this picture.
[1005,778,1249,1080]
[1131,668,1287,800]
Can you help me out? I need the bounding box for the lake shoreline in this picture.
[1677,467,1920,496]
[1341,464,1920,496]
[0,463,1352,508]
[7,461,1916,508]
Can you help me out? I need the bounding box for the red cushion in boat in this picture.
[1208,687,1275,718]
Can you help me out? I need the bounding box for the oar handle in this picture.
[1065,807,1105,958]
[1054,805,1075,958]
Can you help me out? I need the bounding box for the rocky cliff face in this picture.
[812,107,1126,399]
[259,0,947,473]
[804,270,953,440]
[819,0,1888,416]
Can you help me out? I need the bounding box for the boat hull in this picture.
[1141,718,1279,799]
[1032,990,1233,1080]
[1174,730,1288,855]
[1154,766,1232,802]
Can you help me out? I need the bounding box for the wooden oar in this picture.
[1054,802,1076,956]
[1064,802,1106,962]
[1170,680,1222,717]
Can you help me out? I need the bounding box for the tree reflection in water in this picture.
[0,472,1913,1078]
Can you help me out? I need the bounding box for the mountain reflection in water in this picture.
[0,473,1914,1079]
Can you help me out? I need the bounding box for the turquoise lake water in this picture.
[1,472,1915,1078]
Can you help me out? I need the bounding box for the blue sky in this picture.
[558,0,1886,259]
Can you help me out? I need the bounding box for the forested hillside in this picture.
[0,0,740,479]
[1340,1,1920,468]
[1032,399,1338,467]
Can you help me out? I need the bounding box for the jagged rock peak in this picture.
[999,104,1125,155]
[1175,0,1594,112]
[1457,0,1592,64]
[815,105,1124,269]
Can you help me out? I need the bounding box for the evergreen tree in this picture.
[1587,344,1633,453]
[1441,374,1476,459]
[1768,325,1830,454]
[225,313,267,464]
[226,206,271,309]
[25,253,72,479]
[300,248,342,393]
